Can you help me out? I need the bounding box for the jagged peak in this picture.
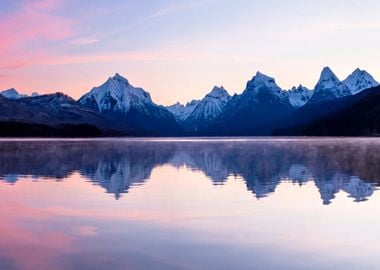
[252,71,275,83]
[319,66,339,82]
[206,86,230,99]
[1,88,22,99]
[168,100,200,108]
[1,88,18,94]
[110,73,129,84]
[167,101,184,108]
[343,68,379,94]
[211,85,225,92]
[313,66,343,92]
[247,71,278,87]
[353,67,362,73]
[289,84,311,92]
[244,71,283,96]
[31,92,74,100]
[346,68,374,79]
[186,99,200,106]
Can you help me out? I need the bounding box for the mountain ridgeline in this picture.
[1,67,380,137]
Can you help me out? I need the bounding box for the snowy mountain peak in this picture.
[112,73,129,84]
[315,66,342,89]
[250,71,277,87]
[0,88,34,99]
[319,66,337,81]
[308,67,351,103]
[243,71,284,99]
[1,88,20,99]
[206,86,230,101]
[287,85,313,108]
[343,68,379,95]
[78,73,154,114]
[183,86,232,131]
[166,99,201,122]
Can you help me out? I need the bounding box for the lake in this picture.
[0,138,380,270]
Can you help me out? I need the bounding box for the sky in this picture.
[1,0,380,105]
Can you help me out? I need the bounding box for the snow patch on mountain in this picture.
[343,68,379,95]
[286,85,313,108]
[1,89,39,99]
[166,100,200,122]
[78,73,154,113]
[308,67,351,103]
[244,71,285,98]
[184,86,231,131]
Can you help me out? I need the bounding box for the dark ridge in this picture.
[274,86,380,136]
[0,121,103,137]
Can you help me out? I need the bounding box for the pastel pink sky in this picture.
[1,0,380,105]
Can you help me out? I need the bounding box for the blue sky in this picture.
[1,0,380,104]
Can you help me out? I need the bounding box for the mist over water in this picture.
[0,138,380,269]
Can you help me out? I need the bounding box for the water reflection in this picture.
[0,139,378,204]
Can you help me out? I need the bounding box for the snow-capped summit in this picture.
[245,71,284,97]
[78,73,179,134]
[166,100,200,122]
[1,88,20,99]
[286,85,313,108]
[112,72,129,84]
[308,67,351,103]
[184,86,231,132]
[1,88,25,99]
[342,68,379,95]
[0,88,39,99]
[78,73,154,113]
[206,71,294,135]
[206,86,230,101]
[316,67,343,91]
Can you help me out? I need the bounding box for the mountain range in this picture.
[0,67,379,136]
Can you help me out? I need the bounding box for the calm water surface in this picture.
[0,138,380,270]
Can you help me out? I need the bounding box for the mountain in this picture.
[183,86,231,132]
[342,68,379,95]
[0,93,124,136]
[79,73,154,113]
[274,85,380,136]
[78,73,180,135]
[1,88,22,99]
[308,67,351,104]
[1,88,26,99]
[1,68,380,137]
[0,93,109,126]
[1,88,39,99]
[274,68,380,133]
[207,72,294,135]
[286,85,313,108]
[166,99,200,122]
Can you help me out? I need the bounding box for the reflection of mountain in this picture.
[314,175,375,204]
[0,141,176,198]
[0,140,378,203]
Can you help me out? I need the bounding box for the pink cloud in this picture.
[0,0,73,71]
[23,0,64,10]
[70,37,100,46]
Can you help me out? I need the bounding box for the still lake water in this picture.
[1,138,380,270]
